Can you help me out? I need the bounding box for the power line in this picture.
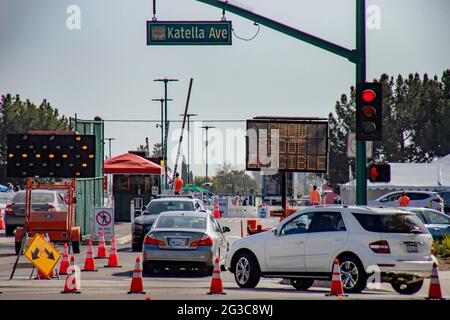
[101,119,246,123]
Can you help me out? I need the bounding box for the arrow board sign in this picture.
[23,233,61,277]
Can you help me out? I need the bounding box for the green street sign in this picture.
[147,21,232,45]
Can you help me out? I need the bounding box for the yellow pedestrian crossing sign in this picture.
[23,234,61,277]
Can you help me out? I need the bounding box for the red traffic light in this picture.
[369,167,379,181]
[362,89,376,103]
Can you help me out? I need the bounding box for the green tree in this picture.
[327,70,450,185]
[0,94,69,181]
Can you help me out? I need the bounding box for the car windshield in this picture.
[352,212,427,234]
[12,192,54,203]
[422,209,450,225]
[155,216,207,229]
[143,201,194,215]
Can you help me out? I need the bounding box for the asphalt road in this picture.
[0,218,448,300]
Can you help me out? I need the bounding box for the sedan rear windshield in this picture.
[352,213,427,234]
[155,216,207,229]
[12,192,55,204]
[143,201,194,215]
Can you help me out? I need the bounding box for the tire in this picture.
[391,280,423,295]
[290,278,314,290]
[5,226,15,236]
[143,262,154,276]
[132,243,142,252]
[233,252,260,288]
[339,255,367,293]
[15,242,21,255]
[72,241,80,254]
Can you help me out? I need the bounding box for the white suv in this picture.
[226,206,435,295]
[368,191,444,212]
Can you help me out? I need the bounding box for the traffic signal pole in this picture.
[355,0,367,205]
[194,0,368,204]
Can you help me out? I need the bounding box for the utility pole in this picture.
[104,138,115,159]
[201,126,215,183]
[180,113,198,184]
[154,78,178,189]
[152,98,173,161]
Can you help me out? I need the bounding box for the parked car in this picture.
[400,207,450,241]
[226,206,435,295]
[438,191,450,214]
[142,211,229,275]
[4,190,67,236]
[368,191,444,212]
[131,196,210,251]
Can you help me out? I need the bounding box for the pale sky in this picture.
[0,0,449,176]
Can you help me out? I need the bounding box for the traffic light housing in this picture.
[368,163,390,183]
[356,82,382,141]
[7,133,96,178]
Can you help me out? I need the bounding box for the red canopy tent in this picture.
[104,152,163,175]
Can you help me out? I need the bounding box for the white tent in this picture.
[341,155,450,204]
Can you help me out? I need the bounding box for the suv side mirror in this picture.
[272,227,279,236]
[222,226,231,233]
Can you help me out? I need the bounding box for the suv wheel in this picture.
[339,255,367,293]
[234,252,260,288]
[391,280,423,295]
[290,278,314,290]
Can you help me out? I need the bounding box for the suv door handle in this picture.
[334,238,344,242]
[296,241,304,245]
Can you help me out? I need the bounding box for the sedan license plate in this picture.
[405,243,418,253]
[168,238,186,246]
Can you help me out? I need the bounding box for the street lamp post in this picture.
[180,113,198,184]
[104,138,115,159]
[154,78,178,189]
[201,126,215,183]
[153,98,173,161]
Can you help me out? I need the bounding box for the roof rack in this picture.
[155,194,194,199]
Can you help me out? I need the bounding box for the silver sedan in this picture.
[142,211,230,276]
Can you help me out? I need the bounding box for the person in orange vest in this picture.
[309,185,322,206]
[399,192,410,207]
[174,173,183,195]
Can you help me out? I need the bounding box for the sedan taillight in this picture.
[5,205,14,216]
[144,234,165,246]
[369,240,391,254]
[190,235,213,247]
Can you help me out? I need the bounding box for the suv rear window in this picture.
[352,213,427,234]
[143,201,194,215]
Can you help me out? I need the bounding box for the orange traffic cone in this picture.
[208,256,225,295]
[105,237,121,268]
[0,211,5,230]
[96,231,108,259]
[426,263,445,300]
[326,259,347,297]
[213,201,221,219]
[128,256,146,294]
[61,256,81,294]
[59,243,70,275]
[82,241,97,272]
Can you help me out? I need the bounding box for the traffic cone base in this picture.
[208,257,226,295]
[426,263,445,300]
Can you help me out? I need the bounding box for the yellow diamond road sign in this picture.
[23,234,61,277]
